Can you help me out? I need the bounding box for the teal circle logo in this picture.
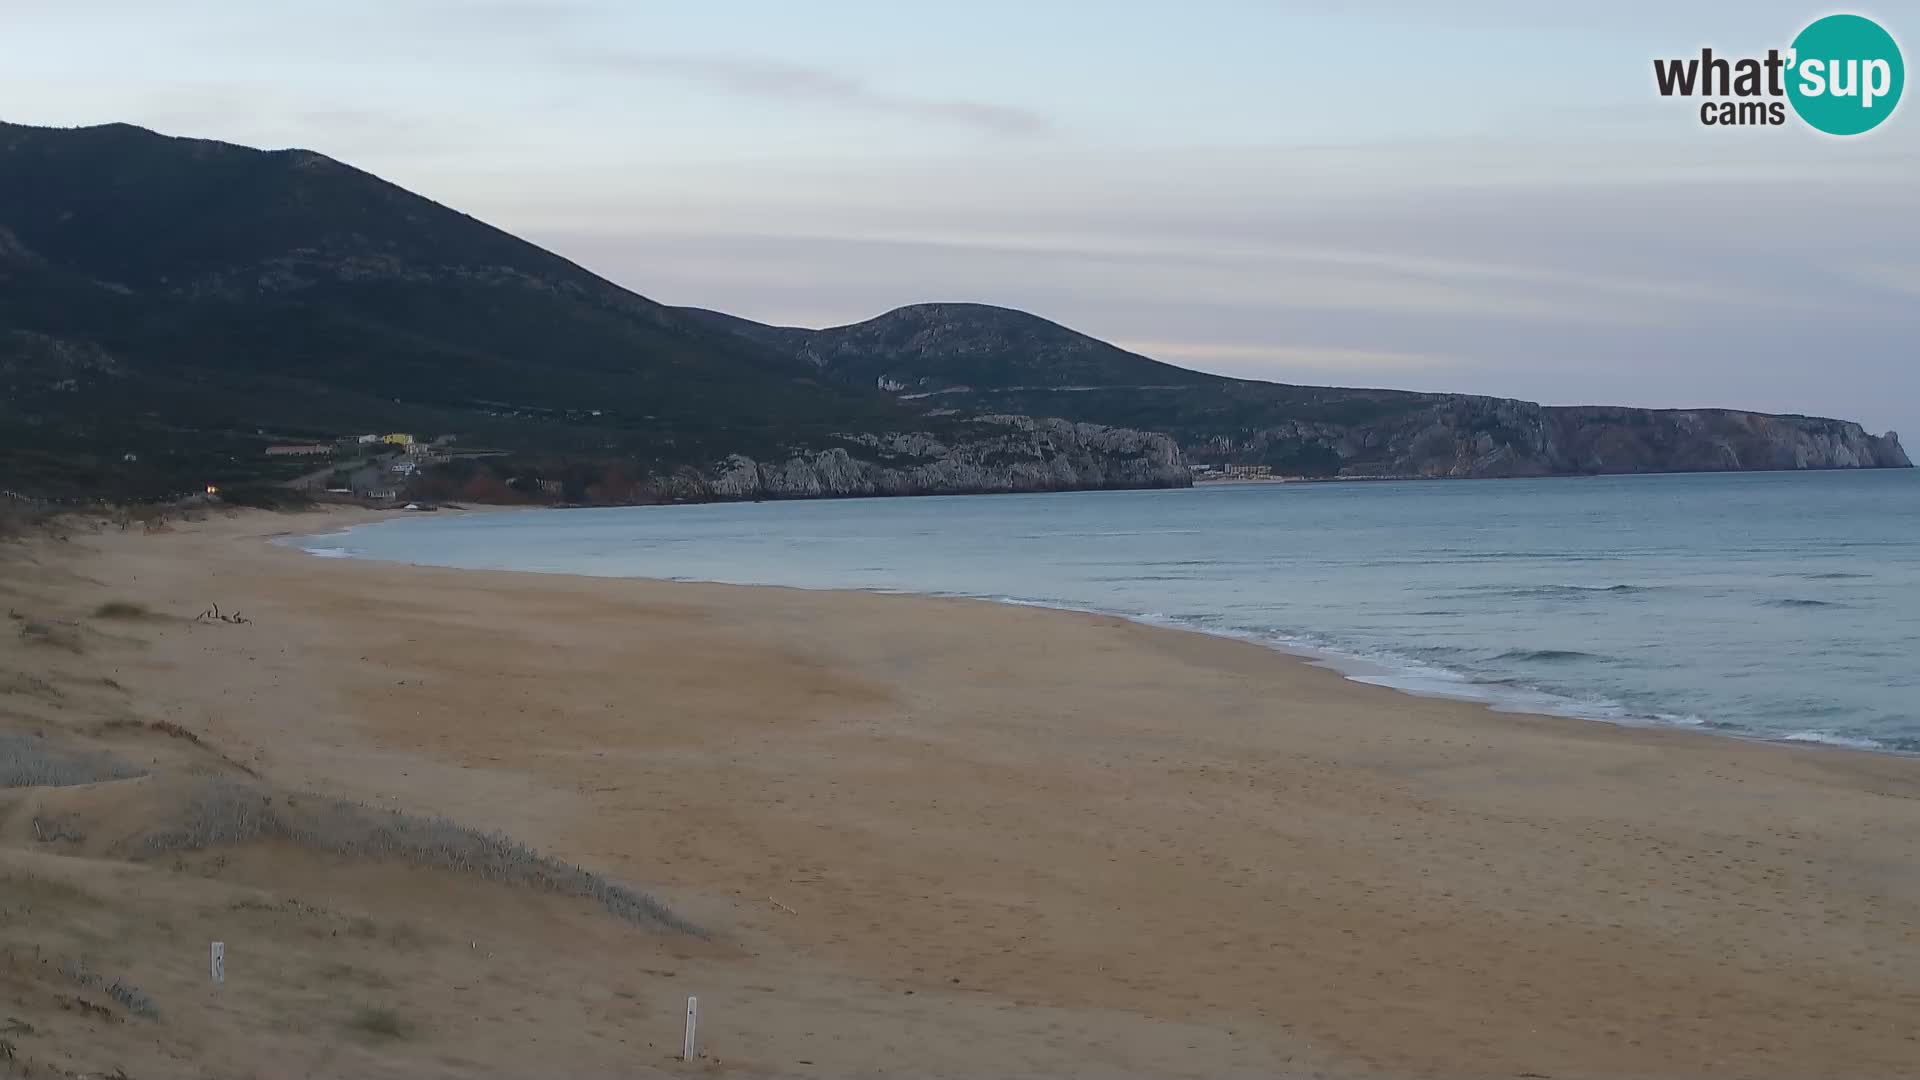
[1787,14,1904,135]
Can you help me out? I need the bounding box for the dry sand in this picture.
[3,505,1919,1078]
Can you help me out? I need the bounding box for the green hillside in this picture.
[0,121,912,499]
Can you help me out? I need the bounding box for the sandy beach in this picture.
[4,505,1919,1079]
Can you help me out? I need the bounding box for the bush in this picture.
[346,1006,411,1039]
[61,960,160,1020]
[107,978,160,1019]
[215,485,315,511]
[92,600,150,619]
[18,620,83,653]
[0,503,54,539]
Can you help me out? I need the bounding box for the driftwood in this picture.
[194,602,251,625]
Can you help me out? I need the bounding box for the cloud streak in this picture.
[1115,342,1466,374]
[587,52,1051,137]
[528,152,1920,437]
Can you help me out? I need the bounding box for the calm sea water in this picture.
[291,470,1920,751]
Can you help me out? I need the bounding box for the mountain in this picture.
[1,121,1904,506]
[681,302,1219,395]
[0,122,1184,500]
[687,304,1911,478]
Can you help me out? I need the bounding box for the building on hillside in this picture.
[355,434,381,444]
[1190,463,1275,481]
[382,433,415,446]
[265,443,334,457]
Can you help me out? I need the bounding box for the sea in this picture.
[288,470,1920,752]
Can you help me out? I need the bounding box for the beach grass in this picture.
[142,778,695,933]
[0,733,145,788]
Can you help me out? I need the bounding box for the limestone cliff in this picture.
[1200,396,1909,478]
[1540,407,1907,475]
[643,416,1190,500]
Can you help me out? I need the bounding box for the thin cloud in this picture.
[1848,263,1920,299]
[394,0,608,30]
[1115,342,1466,373]
[587,52,1051,137]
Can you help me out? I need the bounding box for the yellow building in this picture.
[381,433,415,446]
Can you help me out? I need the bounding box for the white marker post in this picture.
[209,941,225,985]
[682,995,698,1061]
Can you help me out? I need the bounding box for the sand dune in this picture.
[2,506,1918,1078]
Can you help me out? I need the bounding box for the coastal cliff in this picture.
[501,416,1190,503]
[689,303,1912,481]
[711,416,1189,498]
[1197,397,1910,478]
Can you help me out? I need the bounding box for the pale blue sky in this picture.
[4,1,1916,436]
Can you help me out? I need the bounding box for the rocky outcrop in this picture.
[1208,396,1910,478]
[1541,407,1907,474]
[664,416,1189,500]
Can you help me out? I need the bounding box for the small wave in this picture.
[1776,730,1886,751]
[300,546,355,559]
[1135,620,1724,736]
[1766,598,1842,609]
[1446,551,1632,562]
[1789,572,1870,581]
[1465,583,1651,599]
[985,595,1068,608]
[1011,529,1205,540]
[1029,607,1673,733]
[1491,648,1605,663]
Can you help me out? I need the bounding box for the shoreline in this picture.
[283,505,1912,759]
[11,505,1920,1077]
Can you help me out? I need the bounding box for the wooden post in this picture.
[683,995,698,1061]
[210,941,225,985]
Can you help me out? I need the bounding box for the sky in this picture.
[4,0,1917,437]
